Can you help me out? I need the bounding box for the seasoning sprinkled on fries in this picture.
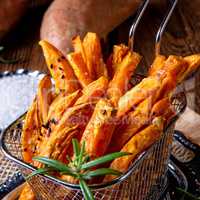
[19,32,200,200]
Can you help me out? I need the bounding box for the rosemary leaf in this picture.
[72,138,80,158]
[83,168,122,180]
[78,141,85,169]
[79,179,94,200]
[81,152,131,170]
[33,156,73,173]
[26,168,52,180]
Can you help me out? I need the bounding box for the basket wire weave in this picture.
[0,81,186,200]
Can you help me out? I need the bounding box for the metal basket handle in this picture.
[128,0,150,50]
[155,0,178,55]
[128,0,178,54]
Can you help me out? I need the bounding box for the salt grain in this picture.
[0,72,42,129]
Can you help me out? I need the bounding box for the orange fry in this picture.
[83,32,108,79]
[148,55,166,76]
[108,97,153,153]
[39,40,79,93]
[81,99,116,158]
[104,117,163,182]
[117,77,161,117]
[155,74,176,100]
[67,52,93,87]
[112,44,130,67]
[107,51,141,106]
[21,100,41,163]
[37,75,53,124]
[179,54,200,82]
[47,90,81,123]
[75,76,108,105]
[18,183,35,200]
[72,35,87,63]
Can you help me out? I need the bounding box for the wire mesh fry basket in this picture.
[0,0,185,199]
[0,75,186,200]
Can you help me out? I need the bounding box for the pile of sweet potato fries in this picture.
[19,32,200,199]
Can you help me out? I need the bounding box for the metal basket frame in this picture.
[0,80,187,200]
[0,0,184,199]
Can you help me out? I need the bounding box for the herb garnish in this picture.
[27,138,130,200]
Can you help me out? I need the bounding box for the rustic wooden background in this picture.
[0,0,200,112]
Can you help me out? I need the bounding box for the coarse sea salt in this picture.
[0,72,43,129]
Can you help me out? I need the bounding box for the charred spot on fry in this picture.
[61,74,65,79]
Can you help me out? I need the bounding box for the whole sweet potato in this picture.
[40,0,142,54]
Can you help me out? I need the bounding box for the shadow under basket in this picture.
[0,90,186,200]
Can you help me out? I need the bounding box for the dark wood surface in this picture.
[0,0,200,112]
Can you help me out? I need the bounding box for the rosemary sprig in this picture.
[28,138,130,200]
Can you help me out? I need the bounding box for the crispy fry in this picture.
[83,32,108,79]
[18,183,35,200]
[81,99,116,158]
[149,55,188,83]
[108,97,154,153]
[117,77,161,117]
[75,76,108,105]
[148,55,166,76]
[163,56,188,81]
[39,40,79,93]
[72,35,87,63]
[107,51,141,106]
[21,100,41,163]
[104,117,163,182]
[151,97,175,124]
[36,103,94,166]
[67,52,93,87]
[179,54,200,82]
[155,74,176,100]
[112,44,130,67]
[37,75,53,124]
[47,90,81,123]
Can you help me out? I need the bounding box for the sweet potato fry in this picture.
[104,117,163,182]
[81,99,116,158]
[117,77,161,117]
[155,74,176,100]
[47,90,81,123]
[37,75,53,124]
[108,97,154,153]
[21,100,41,163]
[179,54,200,82]
[72,35,87,63]
[39,40,79,93]
[67,52,93,87]
[18,183,35,200]
[112,44,130,67]
[107,51,141,106]
[75,76,108,105]
[165,56,188,80]
[36,103,94,165]
[151,97,175,124]
[83,32,108,79]
[148,55,166,76]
